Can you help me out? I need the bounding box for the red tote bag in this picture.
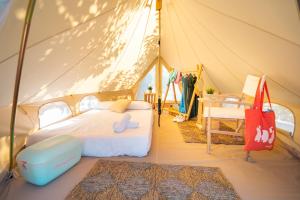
[244,78,276,151]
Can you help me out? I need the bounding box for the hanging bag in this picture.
[244,77,276,151]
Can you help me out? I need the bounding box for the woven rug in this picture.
[66,160,240,200]
[177,120,244,145]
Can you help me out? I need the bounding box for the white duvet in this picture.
[27,109,154,157]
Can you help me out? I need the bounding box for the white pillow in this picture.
[110,99,131,113]
[96,101,113,110]
[127,101,152,110]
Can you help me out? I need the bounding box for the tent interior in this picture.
[0,0,300,199]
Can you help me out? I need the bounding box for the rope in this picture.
[20,0,144,104]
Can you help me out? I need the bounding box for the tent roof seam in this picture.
[0,0,129,65]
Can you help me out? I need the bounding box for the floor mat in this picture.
[66,160,240,200]
[177,120,244,145]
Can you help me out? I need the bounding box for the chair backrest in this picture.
[242,75,261,97]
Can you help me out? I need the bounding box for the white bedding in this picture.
[27,109,154,157]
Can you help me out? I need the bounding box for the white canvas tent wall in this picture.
[160,0,300,151]
[0,0,159,176]
[0,0,300,179]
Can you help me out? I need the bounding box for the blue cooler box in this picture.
[17,135,81,186]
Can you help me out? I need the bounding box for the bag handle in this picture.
[253,76,272,111]
[263,80,272,110]
[253,78,263,109]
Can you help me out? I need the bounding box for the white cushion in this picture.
[110,99,131,113]
[203,107,245,119]
[242,75,260,97]
[128,101,152,110]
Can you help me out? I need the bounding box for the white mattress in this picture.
[27,109,154,157]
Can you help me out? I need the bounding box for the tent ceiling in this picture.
[161,0,300,105]
[0,0,158,106]
[0,0,299,106]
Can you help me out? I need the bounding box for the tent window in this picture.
[263,103,295,136]
[39,101,72,128]
[135,66,156,100]
[79,95,100,112]
[0,0,10,21]
[162,65,181,101]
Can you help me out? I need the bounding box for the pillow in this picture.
[96,101,113,110]
[110,99,131,113]
[127,101,152,110]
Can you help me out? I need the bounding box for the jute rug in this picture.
[66,160,240,200]
[177,120,244,145]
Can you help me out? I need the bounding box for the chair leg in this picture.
[235,120,244,133]
[236,119,239,129]
[245,151,250,161]
[207,117,211,154]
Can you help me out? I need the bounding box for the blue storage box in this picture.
[17,135,81,186]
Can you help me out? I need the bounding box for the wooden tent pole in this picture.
[162,84,169,108]
[9,0,36,173]
[172,82,177,104]
[157,1,162,97]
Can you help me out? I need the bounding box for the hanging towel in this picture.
[179,76,188,113]
[174,72,182,84]
[168,70,177,85]
[185,75,198,119]
[190,75,199,118]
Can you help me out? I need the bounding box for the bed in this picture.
[26,103,154,157]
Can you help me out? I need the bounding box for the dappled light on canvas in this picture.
[14,8,25,20]
[89,4,98,15]
[0,1,300,199]
[0,0,159,104]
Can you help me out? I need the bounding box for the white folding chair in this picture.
[202,75,262,153]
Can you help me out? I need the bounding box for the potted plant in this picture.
[206,87,215,95]
[147,85,153,93]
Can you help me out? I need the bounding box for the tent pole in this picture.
[156,0,162,97]
[8,0,36,173]
[158,9,161,96]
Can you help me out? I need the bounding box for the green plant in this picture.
[206,87,215,94]
[148,85,153,90]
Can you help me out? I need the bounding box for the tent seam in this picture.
[99,0,151,90]
[0,0,129,65]
[170,0,243,85]
[178,0,300,99]
[20,0,144,103]
[194,0,300,47]
[164,0,183,68]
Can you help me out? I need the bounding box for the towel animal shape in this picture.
[113,113,139,133]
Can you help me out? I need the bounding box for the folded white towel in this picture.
[127,121,139,128]
[113,113,131,133]
[113,114,140,133]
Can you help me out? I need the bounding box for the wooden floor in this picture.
[6,114,300,200]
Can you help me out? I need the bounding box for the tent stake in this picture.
[9,0,36,173]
